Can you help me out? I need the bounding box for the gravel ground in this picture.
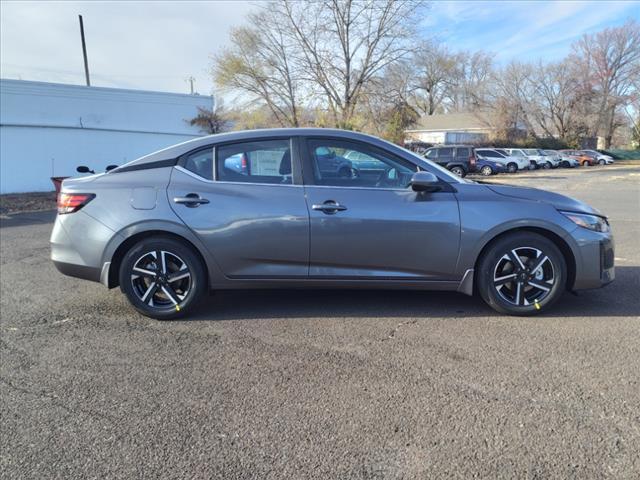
[0,192,56,216]
[1,164,639,479]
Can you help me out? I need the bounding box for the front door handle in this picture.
[312,200,347,214]
[174,193,210,208]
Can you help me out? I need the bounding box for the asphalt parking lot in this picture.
[1,164,639,479]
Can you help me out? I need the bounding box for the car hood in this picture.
[486,184,602,216]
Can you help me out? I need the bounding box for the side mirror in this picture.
[76,166,95,174]
[410,171,441,192]
[105,164,118,172]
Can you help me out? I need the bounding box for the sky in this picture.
[1,0,639,96]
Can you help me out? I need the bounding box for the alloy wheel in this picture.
[481,166,493,176]
[493,247,555,307]
[131,250,191,308]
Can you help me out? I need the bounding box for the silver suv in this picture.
[52,129,614,319]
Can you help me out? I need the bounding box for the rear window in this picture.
[477,149,501,158]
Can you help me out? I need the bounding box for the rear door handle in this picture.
[173,193,210,207]
[312,200,347,214]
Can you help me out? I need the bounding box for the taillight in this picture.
[469,153,477,169]
[241,153,248,173]
[57,193,95,214]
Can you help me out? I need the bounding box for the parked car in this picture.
[52,128,614,318]
[581,150,614,165]
[523,149,557,169]
[474,148,529,173]
[543,150,579,168]
[504,148,537,170]
[476,157,507,176]
[423,145,477,177]
[560,150,596,166]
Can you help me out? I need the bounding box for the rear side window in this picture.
[438,147,453,159]
[455,147,470,159]
[216,139,292,185]
[478,149,500,158]
[183,148,213,180]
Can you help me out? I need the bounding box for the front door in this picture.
[302,138,460,280]
[168,137,309,278]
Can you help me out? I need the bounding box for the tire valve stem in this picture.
[175,305,181,312]
[534,299,540,310]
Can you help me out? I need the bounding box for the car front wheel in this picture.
[477,232,566,315]
[449,166,466,177]
[507,163,517,173]
[598,159,606,165]
[480,165,493,176]
[542,162,552,169]
[119,236,206,319]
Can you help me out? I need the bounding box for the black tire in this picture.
[582,161,590,167]
[480,165,493,176]
[507,163,517,173]
[119,236,206,320]
[561,161,569,168]
[543,161,552,169]
[449,166,466,177]
[598,159,606,165]
[477,232,566,316]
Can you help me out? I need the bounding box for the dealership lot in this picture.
[1,165,639,478]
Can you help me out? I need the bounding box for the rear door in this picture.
[301,137,460,280]
[168,137,309,278]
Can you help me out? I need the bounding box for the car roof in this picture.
[115,128,398,169]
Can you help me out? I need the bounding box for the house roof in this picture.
[408,112,497,132]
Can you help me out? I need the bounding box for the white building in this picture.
[0,79,212,193]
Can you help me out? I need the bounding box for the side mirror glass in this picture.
[76,166,94,174]
[410,171,441,192]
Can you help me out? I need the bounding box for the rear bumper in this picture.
[53,260,101,282]
[50,211,117,285]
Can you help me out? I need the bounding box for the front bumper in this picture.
[570,228,615,290]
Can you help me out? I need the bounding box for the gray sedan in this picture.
[51,129,614,318]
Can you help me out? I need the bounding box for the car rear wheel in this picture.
[477,232,566,316]
[561,161,569,168]
[480,165,493,176]
[598,159,606,165]
[507,163,517,173]
[582,161,590,166]
[119,236,206,319]
[542,161,552,169]
[449,166,465,177]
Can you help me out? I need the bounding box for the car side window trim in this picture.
[176,137,303,186]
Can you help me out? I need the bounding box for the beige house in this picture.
[405,112,504,145]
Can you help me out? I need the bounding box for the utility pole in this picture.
[78,15,91,86]
[186,76,195,94]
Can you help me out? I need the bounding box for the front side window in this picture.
[307,139,417,189]
[216,139,292,185]
[183,148,214,180]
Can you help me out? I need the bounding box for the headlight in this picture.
[561,211,610,233]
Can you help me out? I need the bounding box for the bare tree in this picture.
[279,0,426,128]
[412,41,460,115]
[572,20,640,147]
[213,8,303,127]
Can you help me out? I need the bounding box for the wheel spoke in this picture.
[161,285,180,305]
[168,271,191,282]
[141,282,159,304]
[509,250,526,270]
[515,281,523,305]
[158,250,167,274]
[494,273,516,287]
[133,267,156,278]
[529,255,549,275]
[528,280,551,292]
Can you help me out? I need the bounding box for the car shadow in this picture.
[185,266,639,321]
